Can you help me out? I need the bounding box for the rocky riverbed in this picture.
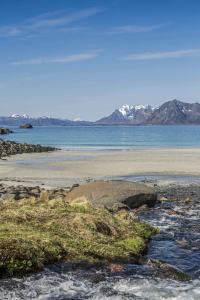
[0,138,60,159]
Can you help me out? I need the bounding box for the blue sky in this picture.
[1,0,200,121]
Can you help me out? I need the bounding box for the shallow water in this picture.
[1,178,200,299]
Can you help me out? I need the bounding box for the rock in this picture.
[160,264,193,282]
[146,259,193,282]
[64,180,157,212]
[19,193,31,199]
[169,210,183,216]
[147,258,165,268]
[69,183,80,192]
[176,241,187,245]
[1,193,17,201]
[19,123,33,129]
[185,198,190,201]
[6,188,18,194]
[161,197,168,201]
[0,138,59,159]
[126,211,140,223]
[157,205,172,209]
[108,264,124,274]
[31,189,40,194]
[137,204,149,211]
[0,127,14,135]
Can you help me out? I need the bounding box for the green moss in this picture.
[0,198,159,277]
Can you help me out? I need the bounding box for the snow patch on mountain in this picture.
[11,114,53,119]
[118,104,153,118]
[118,105,133,116]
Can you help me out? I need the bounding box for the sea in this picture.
[1,125,200,150]
[1,125,200,299]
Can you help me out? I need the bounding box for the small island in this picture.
[19,123,33,129]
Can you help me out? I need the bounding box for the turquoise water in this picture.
[1,125,200,149]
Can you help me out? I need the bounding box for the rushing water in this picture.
[1,177,200,299]
[1,125,200,149]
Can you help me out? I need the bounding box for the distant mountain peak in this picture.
[0,114,91,126]
[144,99,200,125]
[96,103,153,125]
[118,104,133,116]
[118,104,153,117]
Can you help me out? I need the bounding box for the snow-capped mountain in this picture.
[95,104,154,125]
[0,114,91,126]
[96,100,200,125]
[11,114,52,119]
[2,100,200,126]
[143,99,200,125]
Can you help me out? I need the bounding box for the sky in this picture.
[1,0,200,121]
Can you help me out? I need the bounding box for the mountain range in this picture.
[1,99,200,126]
[95,99,200,125]
[0,114,91,126]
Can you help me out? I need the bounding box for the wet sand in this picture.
[0,148,200,188]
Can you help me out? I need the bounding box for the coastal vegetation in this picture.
[0,195,158,277]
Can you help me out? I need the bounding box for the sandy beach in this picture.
[0,148,200,188]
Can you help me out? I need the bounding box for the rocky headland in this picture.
[0,127,14,135]
[0,139,60,159]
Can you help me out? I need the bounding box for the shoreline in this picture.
[1,148,200,188]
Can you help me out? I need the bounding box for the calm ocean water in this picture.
[1,125,200,150]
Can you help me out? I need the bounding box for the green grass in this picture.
[0,196,159,277]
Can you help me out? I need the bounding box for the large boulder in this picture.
[19,123,33,129]
[65,180,157,211]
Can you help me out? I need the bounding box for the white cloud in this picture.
[123,49,200,60]
[10,50,103,65]
[0,7,102,37]
[108,23,168,34]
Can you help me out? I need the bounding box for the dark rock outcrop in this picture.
[147,259,193,282]
[0,127,14,135]
[19,123,33,129]
[0,139,60,159]
[64,180,157,212]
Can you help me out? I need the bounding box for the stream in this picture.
[0,176,200,299]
